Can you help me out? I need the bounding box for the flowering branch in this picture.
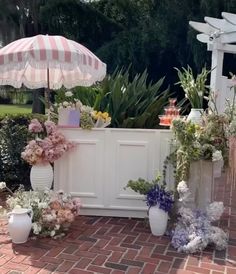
[0,182,14,196]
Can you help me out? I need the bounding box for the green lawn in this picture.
[0,104,32,114]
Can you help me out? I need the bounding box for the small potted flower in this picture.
[125,176,174,236]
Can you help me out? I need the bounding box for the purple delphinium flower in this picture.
[146,185,174,212]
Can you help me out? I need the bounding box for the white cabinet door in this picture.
[55,129,105,209]
[105,130,157,213]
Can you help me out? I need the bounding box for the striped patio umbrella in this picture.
[0,34,106,90]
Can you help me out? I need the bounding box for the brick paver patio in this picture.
[0,173,235,274]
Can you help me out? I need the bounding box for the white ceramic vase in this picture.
[187,108,204,124]
[30,163,53,190]
[148,205,168,236]
[8,208,33,244]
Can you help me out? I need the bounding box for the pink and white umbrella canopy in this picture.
[0,35,106,89]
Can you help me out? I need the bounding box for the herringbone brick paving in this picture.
[0,173,235,274]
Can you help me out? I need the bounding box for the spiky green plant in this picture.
[95,68,170,128]
[175,66,210,109]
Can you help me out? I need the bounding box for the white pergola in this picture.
[189,12,236,113]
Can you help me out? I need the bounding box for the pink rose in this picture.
[28,119,43,133]
[44,120,57,135]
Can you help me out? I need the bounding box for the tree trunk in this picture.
[32,89,45,114]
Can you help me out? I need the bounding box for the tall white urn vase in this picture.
[187,108,204,124]
[30,163,53,190]
[8,208,33,244]
[149,205,168,236]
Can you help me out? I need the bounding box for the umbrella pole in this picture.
[45,68,50,119]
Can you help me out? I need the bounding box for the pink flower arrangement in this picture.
[39,193,81,236]
[22,119,74,165]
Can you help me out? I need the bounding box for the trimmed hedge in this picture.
[0,113,46,190]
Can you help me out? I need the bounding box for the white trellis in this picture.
[189,12,236,113]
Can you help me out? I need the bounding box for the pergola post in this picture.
[189,12,236,113]
[209,43,224,111]
[209,45,224,94]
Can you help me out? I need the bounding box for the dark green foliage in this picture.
[40,0,122,51]
[0,113,46,189]
[95,68,170,128]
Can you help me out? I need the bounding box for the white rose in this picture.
[55,224,60,230]
[212,150,223,162]
[62,101,69,107]
[50,230,56,237]
[177,181,189,193]
[38,202,48,209]
[0,182,6,190]
[65,91,73,97]
[32,222,42,234]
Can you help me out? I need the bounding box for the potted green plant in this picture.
[125,176,174,236]
[176,66,210,124]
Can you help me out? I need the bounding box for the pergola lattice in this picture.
[189,12,236,113]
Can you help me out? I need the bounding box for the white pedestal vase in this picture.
[148,205,168,236]
[188,160,214,210]
[187,108,204,124]
[8,208,33,244]
[30,163,53,190]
